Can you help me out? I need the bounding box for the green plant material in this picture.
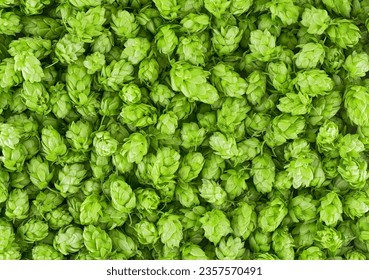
[1,0,369,261]
[53,225,84,255]
[258,197,288,232]
[200,209,232,245]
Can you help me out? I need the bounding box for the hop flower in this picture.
[301,7,330,35]
[326,19,361,49]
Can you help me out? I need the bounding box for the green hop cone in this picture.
[269,0,300,26]
[343,191,369,219]
[199,179,227,207]
[121,132,148,164]
[344,86,369,126]
[17,218,49,243]
[212,25,243,56]
[249,29,277,62]
[83,52,105,75]
[111,10,140,40]
[292,222,317,248]
[32,244,64,260]
[343,51,369,78]
[323,47,345,74]
[138,57,160,85]
[353,215,369,243]
[54,225,84,255]
[211,63,247,98]
[289,194,318,223]
[175,181,200,208]
[316,120,339,155]
[150,83,174,107]
[79,194,103,226]
[181,243,208,260]
[178,152,205,182]
[109,176,136,213]
[5,188,29,220]
[217,97,250,134]
[157,214,183,249]
[201,153,226,181]
[294,42,325,69]
[254,253,279,260]
[153,0,180,20]
[181,122,206,150]
[338,156,368,189]
[21,81,49,113]
[83,225,112,259]
[157,112,178,135]
[267,61,292,94]
[215,236,245,260]
[337,134,365,159]
[92,131,118,157]
[90,151,112,180]
[0,219,15,252]
[326,19,361,49]
[249,229,272,253]
[120,83,141,104]
[231,202,257,240]
[315,226,344,255]
[308,91,342,126]
[45,205,73,230]
[121,37,151,65]
[91,29,113,54]
[31,189,64,216]
[318,191,343,227]
[176,33,210,66]
[272,227,295,260]
[109,229,137,259]
[155,25,178,55]
[180,13,209,33]
[264,114,306,147]
[299,246,326,260]
[0,58,23,89]
[21,15,63,40]
[258,197,288,233]
[0,10,22,35]
[41,125,67,162]
[221,168,249,199]
[200,209,232,245]
[322,0,351,18]
[120,103,157,128]
[251,152,275,194]
[345,250,367,260]
[133,219,159,245]
[0,142,27,172]
[232,137,262,165]
[66,120,94,152]
[136,6,163,35]
[65,6,105,43]
[54,34,85,65]
[99,203,128,231]
[300,7,330,35]
[0,243,22,260]
[204,0,231,18]
[170,61,219,104]
[54,164,87,197]
[135,188,160,219]
[230,0,253,15]
[27,156,53,190]
[49,83,73,119]
[98,59,134,91]
[209,132,238,159]
[294,69,334,97]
